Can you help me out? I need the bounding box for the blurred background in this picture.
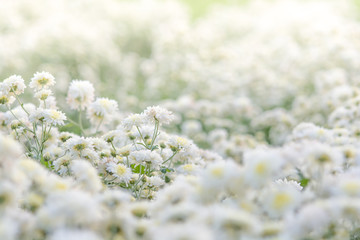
[1,0,360,158]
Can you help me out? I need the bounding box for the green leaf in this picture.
[131,164,145,174]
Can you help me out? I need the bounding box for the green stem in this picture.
[162,150,179,165]
[11,89,29,116]
[149,120,159,151]
[136,126,148,149]
[78,110,85,136]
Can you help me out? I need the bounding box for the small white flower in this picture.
[0,92,15,105]
[65,136,92,156]
[243,149,284,187]
[148,176,165,187]
[122,113,146,131]
[70,160,102,193]
[167,136,192,151]
[44,109,67,126]
[143,106,174,125]
[66,80,95,110]
[129,149,162,167]
[30,72,55,90]
[49,229,101,240]
[29,108,47,124]
[177,164,201,175]
[106,162,132,184]
[87,97,118,125]
[260,182,303,218]
[0,75,26,96]
[34,89,52,100]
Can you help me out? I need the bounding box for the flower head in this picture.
[30,72,55,90]
[106,162,132,184]
[0,75,26,96]
[143,106,174,125]
[66,80,95,110]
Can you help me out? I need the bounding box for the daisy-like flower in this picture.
[30,72,55,90]
[167,136,192,152]
[49,229,101,240]
[147,176,165,187]
[65,136,92,157]
[29,108,47,123]
[143,106,174,125]
[122,113,146,131]
[34,89,52,101]
[177,164,201,175]
[86,97,118,125]
[106,162,132,184]
[44,109,67,126]
[0,75,26,96]
[260,182,303,218]
[243,149,284,187]
[66,80,95,110]
[129,149,162,168]
[0,92,15,105]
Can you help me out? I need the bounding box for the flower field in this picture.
[1,0,360,239]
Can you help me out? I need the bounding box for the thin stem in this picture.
[149,120,159,151]
[162,150,179,165]
[78,110,85,136]
[7,107,34,134]
[67,117,81,127]
[11,89,29,116]
[95,117,104,134]
[136,126,148,148]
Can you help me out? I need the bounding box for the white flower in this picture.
[275,178,303,192]
[30,72,55,90]
[291,122,332,143]
[143,106,174,125]
[66,80,95,110]
[122,113,146,131]
[106,162,132,184]
[177,164,201,175]
[207,205,260,236]
[44,109,67,126]
[243,149,284,187]
[0,75,26,96]
[34,89,52,100]
[49,229,101,240]
[129,150,149,165]
[129,149,162,167]
[260,182,303,218]
[53,155,72,175]
[201,160,241,192]
[37,190,103,230]
[42,96,58,109]
[65,136,92,157]
[87,97,118,125]
[29,108,47,124]
[167,136,192,151]
[148,176,165,187]
[0,92,15,105]
[70,160,102,193]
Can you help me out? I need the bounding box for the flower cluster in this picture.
[1,0,360,239]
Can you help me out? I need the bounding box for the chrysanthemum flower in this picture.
[30,72,55,90]
[0,75,26,96]
[66,80,95,110]
[106,162,132,184]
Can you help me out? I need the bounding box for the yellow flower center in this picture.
[116,165,127,176]
[211,167,224,178]
[183,164,194,172]
[255,162,267,175]
[272,193,292,210]
[50,110,61,120]
[343,181,360,195]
